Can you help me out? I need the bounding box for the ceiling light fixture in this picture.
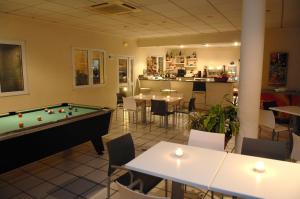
[123,42,128,47]
[233,42,239,46]
[180,45,184,48]
[204,44,209,47]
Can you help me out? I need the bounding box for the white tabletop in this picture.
[210,153,300,199]
[134,94,182,103]
[126,141,227,190]
[269,106,300,116]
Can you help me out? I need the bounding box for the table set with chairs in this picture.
[116,92,196,130]
[106,129,300,199]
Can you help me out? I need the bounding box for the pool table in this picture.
[0,103,112,174]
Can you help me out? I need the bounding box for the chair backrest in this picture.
[262,100,278,110]
[106,133,135,176]
[117,93,125,104]
[262,100,278,116]
[116,182,168,199]
[188,98,196,112]
[123,97,137,111]
[259,109,275,129]
[241,137,288,160]
[193,82,206,91]
[188,129,225,151]
[151,100,168,116]
[291,133,300,161]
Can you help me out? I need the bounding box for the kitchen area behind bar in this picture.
[132,45,240,109]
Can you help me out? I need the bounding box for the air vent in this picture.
[90,0,140,15]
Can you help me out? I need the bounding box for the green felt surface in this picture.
[0,105,99,136]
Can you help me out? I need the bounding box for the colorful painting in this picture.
[268,52,288,86]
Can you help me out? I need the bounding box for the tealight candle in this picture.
[254,161,265,173]
[175,148,184,157]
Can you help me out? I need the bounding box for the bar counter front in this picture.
[138,79,235,108]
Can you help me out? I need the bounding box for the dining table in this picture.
[126,141,300,199]
[210,152,300,199]
[126,141,227,199]
[133,94,182,124]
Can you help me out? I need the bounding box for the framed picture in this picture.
[0,41,28,96]
[268,52,288,86]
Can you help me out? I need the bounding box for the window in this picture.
[73,48,105,87]
[0,41,27,96]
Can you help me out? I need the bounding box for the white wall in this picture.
[0,14,137,113]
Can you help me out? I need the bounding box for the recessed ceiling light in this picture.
[204,44,209,47]
[180,45,184,48]
[233,42,239,46]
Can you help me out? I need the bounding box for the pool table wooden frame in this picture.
[0,103,112,174]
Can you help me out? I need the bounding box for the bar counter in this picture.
[138,78,235,109]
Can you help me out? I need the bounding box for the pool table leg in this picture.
[91,136,104,155]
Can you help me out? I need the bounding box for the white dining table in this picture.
[269,106,300,117]
[133,94,182,124]
[210,153,300,199]
[126,141,227,199]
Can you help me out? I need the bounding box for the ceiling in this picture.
[0,0,299,39]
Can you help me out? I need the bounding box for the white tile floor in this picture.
[0,110,286,199]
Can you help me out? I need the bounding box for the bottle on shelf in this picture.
[203,66,208,78]
[166,52,170,61]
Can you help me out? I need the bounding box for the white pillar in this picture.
[236,0,266,153]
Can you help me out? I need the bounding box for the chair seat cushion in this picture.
[116,171,162,194]
[275,124,289,132]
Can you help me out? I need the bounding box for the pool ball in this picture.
[68,112,72,116]
[19,122,24,128]
[44,108,48,112]
[69,106,73,110]
[61,109,65,113]
[18,113,23,118]
[74,108,78,112]
[37,116,42,121]
[65,115,69,119]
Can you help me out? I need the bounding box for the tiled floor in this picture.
[0,110,286,199]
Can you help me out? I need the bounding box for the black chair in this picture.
[176,97,196,115]
[106,134,164,198]
[241,137,289,160]
[116,93,125,120]
[149,100,175,131]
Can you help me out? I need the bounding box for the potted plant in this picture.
[187,94,239,146]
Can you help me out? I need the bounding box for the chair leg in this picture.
[165,179,168,197]
[272,130,276,140]
[135,110,138,129]
[211,191,214,199]
[106,176,111,199]
[149,114,152,132]
[123,109,125,124]
[115,107,118,120]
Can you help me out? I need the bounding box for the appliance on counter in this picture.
[177,69,186,77]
